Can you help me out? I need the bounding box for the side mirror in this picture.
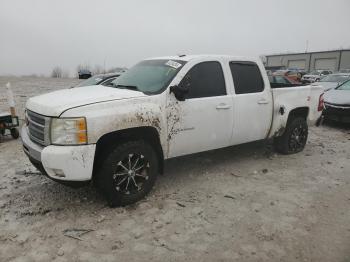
[170,85,189,101]
[170,75,191,101]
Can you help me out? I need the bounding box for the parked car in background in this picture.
[301,70,332,84]
[78,69,92,79]
[273,70,302,82]
[75,73,121,87]
[268,75,302,88]
[287,68,307,77]
[323,80,350,123]
[311,73,350,91]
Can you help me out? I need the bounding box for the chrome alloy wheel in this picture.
[289,124,307,152]
[113,153,150,195]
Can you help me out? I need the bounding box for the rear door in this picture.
[167,61,234,157]
[228,61,273,144]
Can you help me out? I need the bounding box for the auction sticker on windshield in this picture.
[165,60,182,69]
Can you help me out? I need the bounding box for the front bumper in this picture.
[323,103,350,123]
[21,126,96,181]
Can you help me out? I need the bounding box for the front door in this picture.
[166,61,234,158]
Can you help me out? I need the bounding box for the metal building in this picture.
[264,49,350,72]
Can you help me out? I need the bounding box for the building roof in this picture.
[265,49,350,57]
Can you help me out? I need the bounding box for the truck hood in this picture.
[324,89,350,105]
[26,85,146,116]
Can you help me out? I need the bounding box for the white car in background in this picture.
[301,70,332,84]
[311,73,350,91]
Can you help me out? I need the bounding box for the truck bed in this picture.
[268,85,323,138]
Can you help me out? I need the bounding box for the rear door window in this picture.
[229,62,264,94]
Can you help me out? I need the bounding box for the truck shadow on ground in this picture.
[163,140,273,180]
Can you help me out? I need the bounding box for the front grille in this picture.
[324,103,350,122]
[27,110,49,146]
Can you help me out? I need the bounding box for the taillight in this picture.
[318,93,324,111]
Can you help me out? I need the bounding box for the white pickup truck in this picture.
[22,55,324,206]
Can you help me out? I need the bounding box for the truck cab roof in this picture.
[146,54,259,63]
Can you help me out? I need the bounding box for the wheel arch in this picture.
[287,107,309,124]
[92,126,164,181]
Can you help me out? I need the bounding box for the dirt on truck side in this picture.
[0,76,350,262]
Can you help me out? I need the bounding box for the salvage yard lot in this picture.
[0,77,350,261]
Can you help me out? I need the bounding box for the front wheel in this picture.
[274,117,308,154]
[95,140,159,207]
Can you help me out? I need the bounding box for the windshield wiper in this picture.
[115,84,139,91]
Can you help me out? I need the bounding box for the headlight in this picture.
[50,117,87,145]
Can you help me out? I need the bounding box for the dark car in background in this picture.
[323,80,350,123]
[75,73,121,87]
[78,69,93,79]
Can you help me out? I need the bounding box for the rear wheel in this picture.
[95,140,158,207]
[274,117,308,154]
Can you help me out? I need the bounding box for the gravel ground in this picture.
[0,77,350,262]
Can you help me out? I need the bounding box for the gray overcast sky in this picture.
[1,0,349,76]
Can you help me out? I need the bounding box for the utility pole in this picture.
[305,40,309,53]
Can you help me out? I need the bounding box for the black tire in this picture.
[274,117,308,154]
[10,128,19,139]
[95,140,158,207]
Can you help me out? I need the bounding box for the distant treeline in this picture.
[51,64,127,78]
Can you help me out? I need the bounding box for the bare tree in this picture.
[51,66,63,78]
[62,70,70,78]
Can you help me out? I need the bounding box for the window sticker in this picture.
[165,60,182,69]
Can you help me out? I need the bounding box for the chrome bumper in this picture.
[21,125,43,162]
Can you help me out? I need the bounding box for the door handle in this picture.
[257,99,269,105]
[216,103,231,110]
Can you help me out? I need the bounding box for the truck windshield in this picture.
[110,59,186,94]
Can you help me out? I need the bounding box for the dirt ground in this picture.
[0,77,350,262]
